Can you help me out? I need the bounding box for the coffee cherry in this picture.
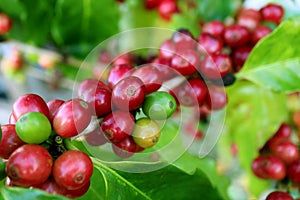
[172,29,196,52]
[131,64,163,94]
[187,78,208,105]
[158,0,179,21]
[107,64,133,89]
[78,78,110,98]
[198,33,224,54]
[47,99,65,123]
[223,25,251,47]
[151,59,176,81]
[170,49,200,76]
[202,20,225,38]
[159,39,175,60]
[206,85,228,110]
[101,110,135,143]
[52,150,93,190]
[252,25,272,44]
[64,181,91,198]
[12,93,50,121]
[287,159,300,184]
[232,45,253,71]
[269,140,299,165]
[16,112,52,144]
[274,123,292,139]
[84,125,108,146]
[80,86,112,117]
[34,178,67,196]
[200,53,232,79]
[6,144,53,187]
[132,118,161,148]
[53,99,92,138]
[0,124,25,159]
[236,8,261,31]
[260,3,284,25]
[0,12,12,34]
[266,191,293,200]
[112,76,146,111]
[251,155,286,180]
[112,136,143,158]
[142,91,177,120]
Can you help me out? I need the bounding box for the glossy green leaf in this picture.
[51,0,120,56]
[194,0,239,22]
[225,81,288,196]
[0,0,56,45]
[237,17,300,93]
[0,186,69,200]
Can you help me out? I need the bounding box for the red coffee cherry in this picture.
[112,76,146,111]
[52,150,93,190]
[251,155,286,180]
[202,20,225,38]
[6,144,53,187]
[0,124,25,159]
[101,110,135,143]
[223,24,251,47]
[266,191,293,200]
[260,3,284,25]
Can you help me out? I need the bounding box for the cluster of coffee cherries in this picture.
[0,93,94,198]
[251,122,300,199]
[198,3,284,72]
[78,65,178,158]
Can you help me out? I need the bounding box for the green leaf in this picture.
[225,81,288,196]
[91,156,228,200]
[1,0,56,45]
[237,17,300,93]
[0,186,69,200]
[51,0,120,56]
[0,161,6,181]
[194,0,239,22]
[172,153,230,200]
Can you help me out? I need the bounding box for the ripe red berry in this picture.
[112,76,146,111]
[200,53,232,79]
[206,85,228,110]
[198,33,224,54]
[274,123,292,139]
[223,25,251,47]
[6,144,53,187]
[159,39,176,60]
[170,49,200,76]
[112,136,143,158]
[0,124,25,159]
[53,98,92,138]
[78,78,110,98]
[201,20,225,38]
[101,110,135,143]
[260,3,284,25]
[232,45,253,71]
[0,12,12,34]
[158,0,179,21]
[47,99,65,123]
[52,150,93,190]
[131,64,163,94]
[172,29,196,52]
[266,191,293,200]
[251,155,286,180]
[252,25,272,44]
[187,78,208,106]
[12,93,50,121]
[269,140,299,165]
[80,86,112,117]
[236,8,261,31]
[287,159,300,184]
[107,64,134,88]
